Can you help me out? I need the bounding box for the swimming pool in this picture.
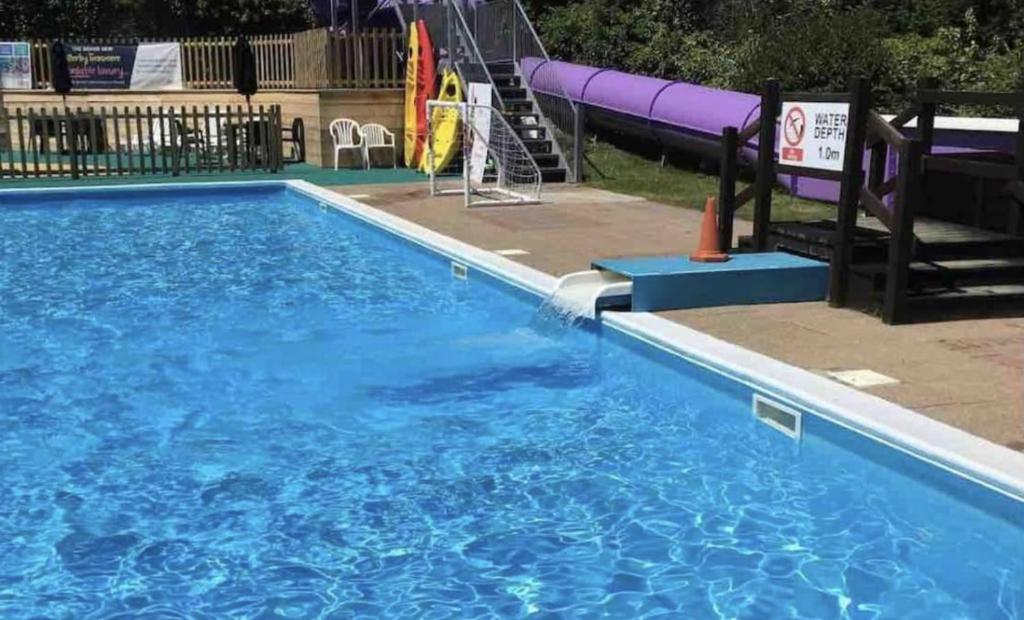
[1,182,1021,618]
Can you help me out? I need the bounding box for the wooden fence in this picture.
[26,29,405,92]
[294,29,405,89]
[182,34,295,90]
[0,104,285,180]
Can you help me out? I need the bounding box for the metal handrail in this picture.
[511,0,578,114]
[447,0,506,110]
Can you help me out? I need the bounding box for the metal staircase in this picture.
[481,61,565,182]
[411,0,581,183]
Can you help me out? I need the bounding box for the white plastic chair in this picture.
[359,123,397,169]
[330,118,363,169]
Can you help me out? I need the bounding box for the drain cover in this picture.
[827,369,899,388]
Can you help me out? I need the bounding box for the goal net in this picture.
[426,101,542,207]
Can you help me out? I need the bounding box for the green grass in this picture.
[583,140,836,222]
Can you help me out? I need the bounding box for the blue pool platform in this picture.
[594,252,829,312]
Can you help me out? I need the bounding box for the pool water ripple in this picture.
[0,189,1022,619]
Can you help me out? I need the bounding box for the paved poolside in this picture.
[329,181,1024,452]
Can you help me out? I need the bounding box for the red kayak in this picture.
[412,20,437,168]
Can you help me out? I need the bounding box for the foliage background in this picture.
[0,0,316,39]
[2,0,1021,108]
[523,0,1024,109]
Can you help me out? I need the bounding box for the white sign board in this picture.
[778,101,850,172]
[130,43,183,91]
[0,42,33,90]
[467,82,492,184]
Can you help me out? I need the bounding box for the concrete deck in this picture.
[328,181,1024,452]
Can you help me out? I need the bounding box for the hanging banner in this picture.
[467,82,492,184]
[0,42,33,90]
[68,43,182,90]
[130,43,183,90]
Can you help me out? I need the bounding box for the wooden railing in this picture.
[0,105,285,180]
[716,77,926,323]
[716,116,764,251]
[866,83,1024,320]
[25,29,404,91]
[863,111,924,323]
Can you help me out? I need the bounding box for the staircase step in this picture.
[511,125,547,139]
[539,167,567,183]
[530,153,561,168]
[520,138,552,154]
[907,283,1024,307]
[915,257,1024,275]
[917,239,1024,260]
[503,98,535,111]
[503,111,539,123]
[486,61,516,74]
[853,257,1024,291]
[498,87,527,100]
[491,73,521,87]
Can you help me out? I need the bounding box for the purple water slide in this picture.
[522,58,1016,204]
[520,59,820,197]
[524,59,760,140]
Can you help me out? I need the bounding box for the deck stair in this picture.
[743,215,1024,320]
[727,79,1024,324]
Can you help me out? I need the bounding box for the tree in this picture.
[0,0,315,39]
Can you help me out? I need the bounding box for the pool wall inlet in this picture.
[4,179,1022,515]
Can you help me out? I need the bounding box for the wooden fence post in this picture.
[169,107,180,176]
[718,126,739,251]
[753,79,780,251]
[830,76,871,308]
[1008,88,1024,234]
[883,139,923,324]
[917,77,939,156]
[67,108,80,180]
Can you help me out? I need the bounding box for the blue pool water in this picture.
[1,186,1022,619]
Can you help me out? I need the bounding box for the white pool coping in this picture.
[4,178,1023,504]
[294,181,1024,504]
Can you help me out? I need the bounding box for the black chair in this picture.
[30,116,107,154]
[69,117,108,155]
[282,117,306,163]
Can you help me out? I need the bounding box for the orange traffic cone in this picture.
[690,196,730,263]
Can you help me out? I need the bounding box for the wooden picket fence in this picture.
[181,34,295,90]
[293,29,405,89]
[0,105,285,179]
[27,29,405,91]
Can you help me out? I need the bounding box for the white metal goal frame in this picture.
[426,100,543,208]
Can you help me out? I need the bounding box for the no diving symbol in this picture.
[783,107,806,147]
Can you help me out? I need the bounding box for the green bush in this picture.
[534,1,1022,113]
[878,11,1024,112]
[729,6,890,95]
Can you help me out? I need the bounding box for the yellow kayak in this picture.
[403,24,421,168]
[421,69,463,173]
